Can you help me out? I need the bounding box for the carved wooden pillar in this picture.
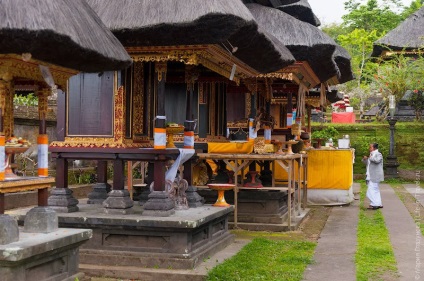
[153,62,167,150]
[0,76,10,182]
[0,73,13,139]
[287,92,293,128]
[184,66,203,207]
[37,89,49,178]
[143,62,175,216]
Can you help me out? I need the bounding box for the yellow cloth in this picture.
[207,142,254,154]
[307,150,353,189]
[206,142,253,174]
[273,150,353,190]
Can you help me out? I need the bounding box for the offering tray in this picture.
[207,183,235,207]
[4,145,30,179]
[166,126,184,148]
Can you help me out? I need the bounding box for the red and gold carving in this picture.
[155,62,167,82]
[0,77,13,138]
[0,54,76,89]
[50,138,152,148]
[37,89,49,119]
[132,62,144,140]
[114,86,125,143]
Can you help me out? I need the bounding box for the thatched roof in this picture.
[87,0,295,73]
[372,6,424,57]
[247,4,338,83]
[333,46,354,84]
[277,0,320,27]
[242,0,301,7]
[0,0,132,72]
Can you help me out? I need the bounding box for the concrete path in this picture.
[303,183,360,281]
[404,183,424,206]
[380,183,424,281]
[303,183,424,281]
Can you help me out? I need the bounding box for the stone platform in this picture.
[0,228,91,281]
[198,189,308,231]
[9,200,234,273]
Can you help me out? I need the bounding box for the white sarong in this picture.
[366,180,382,207]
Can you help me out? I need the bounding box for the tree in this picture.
[343,0,404,33]
[370,55,424,101]
[408,90,424,121]
[338,29,380,116]
[401,0,424,20]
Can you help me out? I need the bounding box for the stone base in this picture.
[0,228,91,281]
[87,182,111,204]
[23,207,58,233]
[198,189,289,224]
[10,201,234,272]
[0,215,19,245]
[186,186,205,208]
[143,191,175,216]
[48,188,79,213]
[103,190,134,214]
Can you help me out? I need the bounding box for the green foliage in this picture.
[343,0,404,33]
[311,126,339,141]
[68,169,96,185]
[369,54,424,102]
[13,93,38,106]
[400,0,424,20]
[207,238,316,281]
[313,122,424,173]
[408,90,424,121]
[355,182,398,280]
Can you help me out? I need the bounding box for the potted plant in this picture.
[311,126,339,148]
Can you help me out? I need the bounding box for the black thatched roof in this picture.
[247,4,338,83]
[333,46,354,84]
[0,0,132,72]
[87,0,295,73]
[277,0,320,27]
[372,6,424,57]
[242,0,300,7]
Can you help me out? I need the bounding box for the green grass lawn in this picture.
[355,182,398,281]
[207,238,316,281]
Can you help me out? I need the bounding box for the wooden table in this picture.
[0,177,55,214]
[197,153,307,228]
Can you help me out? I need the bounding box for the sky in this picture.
[308,0,414,25]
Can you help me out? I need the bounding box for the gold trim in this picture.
[263,61,320,89]
[0,177,55,193]
[133,61,144,140]
[127,45,258,84]
[0,54,77,88]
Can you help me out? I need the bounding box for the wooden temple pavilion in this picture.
[0,1,131,279]
[47,0,353,220]
[5,0,353,277]
[0,0,131,215]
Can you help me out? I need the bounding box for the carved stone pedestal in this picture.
[0,215,19,245]
[186,185,205,208]
[103,190,133,215]
[87,183,111,204]
[142,191,175,216]
[48,188,79,213]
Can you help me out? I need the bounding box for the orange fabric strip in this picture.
[184,131,195,137]
[37,134,49,144]
[38,168,49,177]
[154,128,166,133]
